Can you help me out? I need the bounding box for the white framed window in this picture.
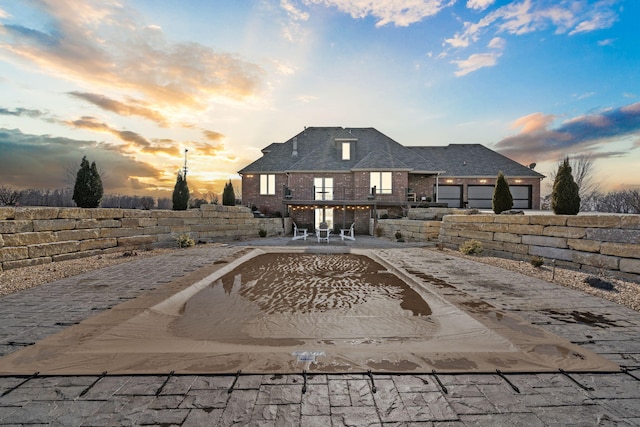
[260,174,276,195]
[341,142,350,160]
[370,172,392,194]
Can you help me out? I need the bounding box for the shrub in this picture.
[222,180,235,206]
[492,171,513,214]
[375,225,384,237]
[73,156,103,208]
[530,256,544,267]
[258,228,267,237]
[172,171,189,210]
[176,234,195,248]
[459,239,483,255]
[551,157,580,215]
[395,231,402,239]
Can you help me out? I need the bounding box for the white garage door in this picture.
[436,185,462,208]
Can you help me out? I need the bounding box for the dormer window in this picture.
[342,142,350,160]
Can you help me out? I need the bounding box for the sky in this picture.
[1,0,639,200]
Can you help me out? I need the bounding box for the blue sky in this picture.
[1,0,638,198]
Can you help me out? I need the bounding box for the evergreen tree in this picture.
[222,180,235,206]
[551,157,581,215]
[172,171,189,210]
[72,156,103,208]
[492,171,513,214]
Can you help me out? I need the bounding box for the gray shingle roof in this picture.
[409,145,544,178]
[238,127,544,179]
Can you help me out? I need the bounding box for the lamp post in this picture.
[183,149,188,178]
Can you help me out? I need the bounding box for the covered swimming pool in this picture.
[0,247,618,375]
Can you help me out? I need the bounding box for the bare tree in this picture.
[595,191,629,213]
[623,189,640,213]
[0,186,23,206]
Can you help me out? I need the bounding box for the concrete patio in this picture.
[0,236,639,426]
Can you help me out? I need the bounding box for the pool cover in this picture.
[0,248,619,375]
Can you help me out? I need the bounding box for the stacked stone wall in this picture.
[440,214,640,281]
[376,219,441,241]
[0,205,283,271]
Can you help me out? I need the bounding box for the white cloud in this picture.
[445,0,620,50]
[301,0,455,27]
[466,0,495,11]
[452,51,501,76]
[452,35,504,76]
[487,36,505,49]
[569,10,617,35]
[280,0,310,21]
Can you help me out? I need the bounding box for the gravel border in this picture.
[436,247,640,312]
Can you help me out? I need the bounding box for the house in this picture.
[238,127,544,233]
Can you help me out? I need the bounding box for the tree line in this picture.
[0,155,237,210]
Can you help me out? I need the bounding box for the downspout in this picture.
[435,173,440,203]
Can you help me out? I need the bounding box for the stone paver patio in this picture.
[0,236,639,426]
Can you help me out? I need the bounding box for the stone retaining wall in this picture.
[0,205,283,271]
[440,214,640,281]
[376,219,441,241]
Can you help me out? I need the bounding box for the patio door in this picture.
[315,208,334,229]
[314,177,333,201]
[314,178,333,229]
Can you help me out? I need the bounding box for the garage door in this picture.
[467,185,493,209]
[468,185,532,209]
[435,185,462,208]
[511,185,532,209]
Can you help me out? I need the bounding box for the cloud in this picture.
[0,0,265,109]
[494,102,640,163]
[203,130,225,142]
[452,37,504,76]
[467,0,495,11]
[452,51,501,76]
[0,128,165,193]
[66,116,180,156]
[300,0,455,27]
[444,0,619,49]
[0,107,47,119]
[68,92,169,126]
[569,8,618,35]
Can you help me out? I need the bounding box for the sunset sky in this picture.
[1,0,639,200]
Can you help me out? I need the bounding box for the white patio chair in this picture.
[340,223,355,241]
[316,227,331,243]
[292,222,308,241]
